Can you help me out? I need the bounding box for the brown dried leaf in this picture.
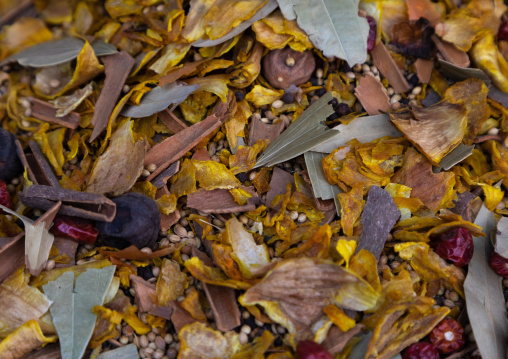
[354,75,390,116]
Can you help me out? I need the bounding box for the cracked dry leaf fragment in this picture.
[434,9,482,52]
[179,322,242,359]
[156,258,188,306]
[240,257,380,341]
[390,102,467,166]
[0,319,57,359]
[85,119,146,196]
[471,30,508,92]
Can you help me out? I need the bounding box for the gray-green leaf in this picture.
[466,205,508,359]
[91,41,119,57]
[43,266,116,359]
[2,37,85,68]
[494,217,508,259]
[437,59,491,86]
[121,82,200,118]
[98,344,139,359]
[193,0,278,47]
[277,0,369,66]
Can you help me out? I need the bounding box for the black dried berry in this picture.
[326,113,339,122]
[282,92,295,104]
[0,129,23,182]
[315,88,327,97]
[409,74,420,86]
[336,103,352,116]
[97,193,160,249]
[235,91,245,101]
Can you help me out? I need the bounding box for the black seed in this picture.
[282,92,294,104]
[328,97,339,107]
[0,129,23,182]
[138,266,154,280]
[235,91,245,101]
[399,97,409,105]
[236,172,248,182]
[326,113,339,122]
[409,74,420,86]
[315,88,326,97]
[97,193,160,249]
[336,103,352,116]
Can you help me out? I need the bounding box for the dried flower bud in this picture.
[263,48,316,89]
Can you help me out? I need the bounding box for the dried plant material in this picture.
[445,81,489,146]
[99,244,182,261]
[363,296,449,359]
[436,59,491,85]
[406,0,442,26]
[97,344,138,359]
[158,109,188,135]
[255,92,338,168]
[18,184,116,222]
[16,140,60,187]
[248,115,285,146]
[304,152,341,204]
[389,18,434,59]
[389,102,467,166]
[357,186,399,260]
[187,188,257,213]
[0,18,52,61]
[2,37,84,67]
[50,82,93,117]
[156,259,187,306]
[0,201,60,276]
[0,319,57,359]
[43,266,116,359]
[338,183,364,237]
[277,0,369,66]
[470,30,508,92]
[266,167,295,208]
[85,120,146,196]
[230,140,268,174]
[26,97,81,129]
[0,1,34,28]
[129,275,156,313]
[322,325,364,355]
[240,257,380,340]
[437,143,474,171]
[193,0,279,47]
[395,242,465,296]
[414,59,433,84]
[0,267,52,338]
[144,94,234,181]
[370,42,410,94]
[465,205,508,359]
[169,301,199,333]
[261,48,315,90]
[184,257,252,290]
[431,35,470,68]
[0,233,24,283]
[392,148,455,212]
[178,322,241,359]
[90,51,135,142]
[52,237,78,268]
[354,75,390,115]
[435,9,482,52]
[151,161,180,189]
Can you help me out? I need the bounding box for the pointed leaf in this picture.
[121,82,199,118]
[98,344,139,359]
[465,205,508,359]
[2,37,85,68]
[277,0,369,66]
[91,41,118,57]
[43,266,116,359]
[494,217,508,259]
[437,59,491,86]
[436,143,474,171]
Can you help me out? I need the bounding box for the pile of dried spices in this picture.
[0,0,508,358]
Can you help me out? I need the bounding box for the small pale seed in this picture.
[286,57,295,67]
[488,127,500,136]
[146,163,157,172]
[272,100,284,109]
[141,169,150,177]
[345,72,355,79]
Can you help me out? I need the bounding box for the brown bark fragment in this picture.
[158,109,188,134]
[169,301,199,333]
[432,35,470,68]
[90,51,135,142]
[414,58,434,84]
[0,233,24,283]
[130,275,157,313]
[371,42,411,94]
[354,75,391,115]
[187,187,259,213]
[52,237,78,268]
[16,140,60,187]
[248,116,285,146]
[26,97,80,129]
[266,167,295,208]
[151,161,180,189]
[322,325,364,355]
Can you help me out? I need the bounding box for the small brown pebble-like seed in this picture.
[212,218,224,227]
[153,350,165,359]
[239,332,248,345]
[241,325,251,334]
[449,292,459,302]
[120,336,129,345]
[391,102,401,110]
[140,247,152,254]
[179,218,189,227]
[49,79,60,88]
[353,64,362,72]
[242,311,250,319]
[164,334,173,344]
[390,261,401,269]
[123,325,134,336]
[140,335,149,348]
[444,299,455,308]
[488,127,500,135]
[174,224,187,238]
[248,171,257,181]
[379,255,388,266]
[345,72,355,79]
[316,68,324,78]
[155,336,166,350]
[412,86,422,95]
[261,117,269,123]
[289,211,298,220]
[147,332,156,342]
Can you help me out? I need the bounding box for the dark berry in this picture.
[366,16,377,52]
[50,216,98,244]
[310,77,319,86]
[282,92,295,104]
[235,172,248,182]
[235,91,245,101]
[402,342,439,359]
[326,113,339,122]
[409,74,420,86]
[0,129,23,182]
[296,341,332,359]
[315,88,326,97]
[489,251,508,278]
[328,97,339,107]
[137,266,154,280]
[498,21,508,42]
[335,103,352,116]
[429,318,465,354]
[435,227,474,267]
[0,179,13,214]
[96,193,160,249]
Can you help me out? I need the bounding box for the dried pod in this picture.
[97,193,160,249]
[0,129,23,182]
[262,48,316,89]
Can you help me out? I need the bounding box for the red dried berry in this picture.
[429,318,465,354]
[296,340,333,359]
[402,342,439,359]
[50,216,98,244]
[498,21,508,42]
[489,251,508,278]
[435,227,474,267]
[366,16,377,52]
[0,179,13,214]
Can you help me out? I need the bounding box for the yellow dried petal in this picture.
[181,287,207,321]
[470,30,508,92]
[179,322,242,359]
[0,320,57,359]
[245,85,284,107]
[323,305,356,332]
[184,257,252,290]
[336,239,357,268]
[156,259,187,306]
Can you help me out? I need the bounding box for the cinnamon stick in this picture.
[414,58,434,84]
[16,140,60,187]
[371,42,411,94]
[0,233,24,283]
[186,187,259,214]
[27,97,80,129]
[158,109,188,134]
[354,75,391,115]
[248,116,285,146]
[130,275,157,313]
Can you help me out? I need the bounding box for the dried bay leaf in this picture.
[437,59,491,86]
[277,0,369,66]
[465,205,508,359]
[97,344,139,359]
[91,40,118,57]
[494,217,508,259]
[121,82,199,118]
[2,37,85,67]
[85,120,146,196]
[43,266,116,359]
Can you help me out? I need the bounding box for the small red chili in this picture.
[489,251,508,278]
[50,216,99,244]
[0,179,13,214]
[498,21,508,42]
[429,318,465,354]
[402,342,439,359]
[435,227,474,267]
[296,340,333,359]
[366,16,377,52]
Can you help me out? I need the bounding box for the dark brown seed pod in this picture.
[262,48,316,89]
